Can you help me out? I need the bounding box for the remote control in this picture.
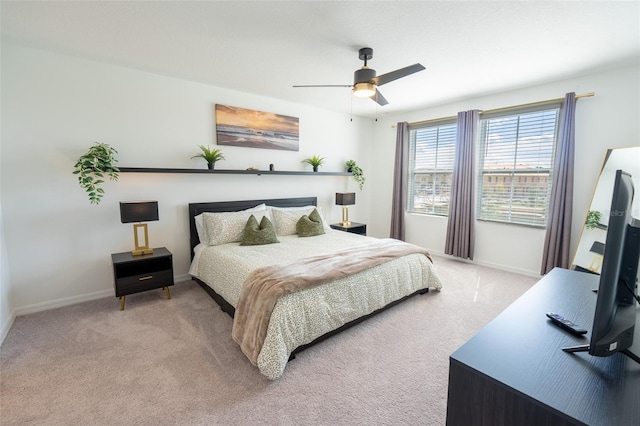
[546,313,588,335]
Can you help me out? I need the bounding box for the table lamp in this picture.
[588,241,605,273]
[335,192,355,226]
[120,201,159,256]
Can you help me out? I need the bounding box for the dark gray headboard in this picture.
[188,197,317,258]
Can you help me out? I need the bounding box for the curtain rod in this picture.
[391,92,595,128]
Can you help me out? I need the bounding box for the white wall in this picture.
[0,37,14,343]
[370,63,640,276]
[0,44,373,324]
[2,42,638,341]
[0,193,11,343]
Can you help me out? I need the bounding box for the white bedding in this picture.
[190,229,443,379]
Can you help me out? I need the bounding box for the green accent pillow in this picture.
[240,215,280,246]
[296,208,326,237]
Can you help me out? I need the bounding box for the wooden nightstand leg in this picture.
[120,296,126,311]
[164,287,171,300]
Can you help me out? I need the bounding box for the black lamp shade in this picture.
[590,241,605,255]
[120,201,159,223]
[335,192,356,206]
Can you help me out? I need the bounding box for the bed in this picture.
[188,197,443,379]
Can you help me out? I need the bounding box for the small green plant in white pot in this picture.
[73,142,119,205]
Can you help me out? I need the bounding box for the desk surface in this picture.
[449,268,640,426]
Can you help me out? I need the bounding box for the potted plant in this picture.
[192,145,225,169]
[345,159,365,190]
[73,142,119,205]
[585,210,602,230]
[302,155,325,172]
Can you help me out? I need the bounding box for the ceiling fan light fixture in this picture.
[353,82,376,98]
[294,47,424,107]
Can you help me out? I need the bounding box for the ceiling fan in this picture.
[293,47,425,106]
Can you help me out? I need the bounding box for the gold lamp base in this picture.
[340,206,351,227]
[131,248,154,256]
[588,254,603,273]
[131,223,154,256]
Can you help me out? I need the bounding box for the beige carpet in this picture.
[0,255,538,425]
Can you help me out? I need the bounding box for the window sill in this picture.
[476,218,546,229]
[407,211,449,219]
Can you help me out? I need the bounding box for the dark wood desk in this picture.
[446,268,640,426]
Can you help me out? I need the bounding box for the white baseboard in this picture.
[474,259,542,278]
[13,275,193,317]
[15,289,114,317]
[0,311,16,347]
[430,251,542,278]
[175,273,191,282]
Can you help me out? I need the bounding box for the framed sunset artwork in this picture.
[215,104,299,151]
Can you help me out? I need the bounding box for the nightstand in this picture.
[330,222,367,236]
[111,247,174,310]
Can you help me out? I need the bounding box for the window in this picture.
[408,121,456,215]
[477,106,560,227]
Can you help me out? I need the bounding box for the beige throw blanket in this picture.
[231,238,433,365]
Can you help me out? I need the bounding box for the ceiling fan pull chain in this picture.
[350,91,353,121]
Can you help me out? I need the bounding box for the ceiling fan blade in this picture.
[371,89,389,106]
[373,63,425,86]
[292,84,353,88]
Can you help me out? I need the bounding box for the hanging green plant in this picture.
[345,159,365,190]
[73,142,119,205]
[585,210,602,230]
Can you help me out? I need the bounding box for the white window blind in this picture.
[477,107,560,227]
[408,122,456,216]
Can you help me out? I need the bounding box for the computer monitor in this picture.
[564,169,640,364]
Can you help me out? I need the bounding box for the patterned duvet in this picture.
[190,229,443,379]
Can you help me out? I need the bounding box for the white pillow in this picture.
[195,204,269,245]
[270,205,329,236]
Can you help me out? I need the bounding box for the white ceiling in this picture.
[2,1,639,118]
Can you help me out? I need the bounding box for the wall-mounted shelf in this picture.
[119,167,352,176]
